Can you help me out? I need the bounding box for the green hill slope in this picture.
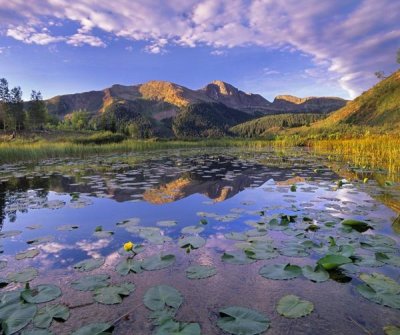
[230,113,326,138]
[315,70,400,128]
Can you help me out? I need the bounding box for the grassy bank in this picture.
[0,137,275,164]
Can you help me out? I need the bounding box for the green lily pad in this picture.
[93,231,114,238]
[57,225,79,231]
[21,329,54,335]
[141,254,175,271]
[71,323,113,335]
[357,273,400,309]
[71,274,110,291]
[178,236,206,249]
[155,319,201,335]
[33,304,69,328]
[93,283,135,305]
[7,267,38,283]
[157,220,177,227]
[259,264,302,280]
[186,265,217,279]
[317,254,352,270]
[74,258,105,272]
[143,285,183,311]
[0,260,7,270]
[181,226,204,234]
[217,306,270,335]
[0,296,37,335]
[15,249,40,260]
[115,258,143,276]
[341,219,372,232]
[26,236,53,246]
[276,295,314,318]
[376,253,400,267]
[0,230,22,239]
[384,325,400,335]
[21,284,62,304]
[224,232,248,241]
[302,265,329,282]
[221,251,256,265]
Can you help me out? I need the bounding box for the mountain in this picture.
[45,80,347,138]
[46,80,346,119]
[314,70,400,128]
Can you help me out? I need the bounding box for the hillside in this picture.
[46,80,346,119]
[230,113,326,138]
[314,70,400,128]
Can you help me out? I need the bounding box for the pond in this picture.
[0,147,399,335]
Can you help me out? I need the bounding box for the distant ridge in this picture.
[46,80,347,119]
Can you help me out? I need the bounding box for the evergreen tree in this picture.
[27,90,47,129]
[8,87,24,131]
[0,78,10,130]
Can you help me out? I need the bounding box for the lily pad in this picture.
[93,283,135,305]
[93,231,114,238]
[276,295,314,318]
[217,306,270,335]
[0,260,7,270]
[178,236,206,249]
[0,297,37,335]
[221,251,256,265]
[376,253,400,267]
[259,264,302,280]
[73,258,105,272]
[71,323,113,335]
[57,225,79,231]
[21,284,62,304]
[317,254,352,270]
[157,220,177,227]
[26,236,53,246]
[143,285,183,311]
[71,274,110,291]
[302,265,329,282]
[15,249,40,260]
[0,230,22,239]
[21,329,54,335]
[33,304,70,328]
[155,319,201,335]
[384,325,400,335]
[116,258,143,276]
[141,254,175,271]
[186,265,217,279]
[181,226,204,234]
[7,267,38,283]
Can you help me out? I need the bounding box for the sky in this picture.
[0,0,399,101]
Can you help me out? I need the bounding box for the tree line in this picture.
[0,78,48,131]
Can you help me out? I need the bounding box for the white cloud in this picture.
[67,33,106,47]
[210,49,226,56]
[0,0,399,96]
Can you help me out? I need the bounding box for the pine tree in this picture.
[8,87,24,131]
[27,90,47,130]
[0,78,10,130]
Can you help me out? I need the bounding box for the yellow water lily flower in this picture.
[123,241,134,252]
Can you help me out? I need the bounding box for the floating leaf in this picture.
[22,284,62,304]
[93,283,135,305]
[376,253,400,267]
[21,329,53,335]
[143,285,183,311]
[181,226,204,234]
[57,225,79,231]
[317,254,352,270]
[276,295,314,318]
[155,319,201,335]
[93,231,114,238]
[26,236,53,246]
[357,273,400,309]
[7,267,38,283]
[224,232,247,241]
[302,265,329,282]
[16,249,40,260]
[33,304,69,328]
[341,219,372,232]
[221,251,256,265]
[73,258,104,272]
[116,258,143,276]
[259,264,302,280]
[141,254,175,271]
[71,323,113,335]
[156,220,177,227]
[178,236,206,249]
[0,230,22,239]
[0,298,37,335]
[186,265,217,279]
[217,306,270,335]
[0,260,7,270]
[384,325,400,335]
[71,274,110,291]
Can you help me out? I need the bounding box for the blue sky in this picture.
[0,0,399,101]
